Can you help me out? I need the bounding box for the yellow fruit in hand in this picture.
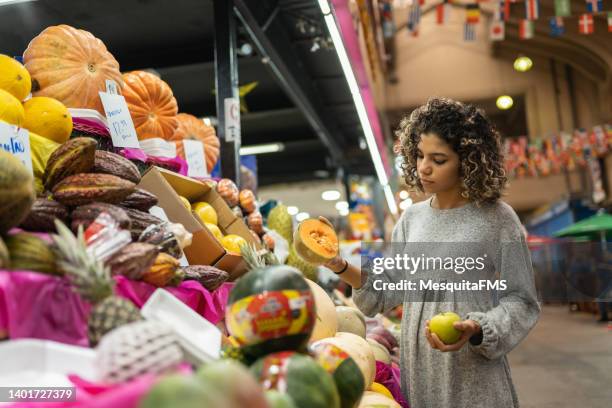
[23,97,73,144]
[221,234,247,254]
[0,55,31,101]
[193,202,218,225]
[205,223,223,241]
[178,196,191,210]
[429,312,462,344]
[0,89,25,126]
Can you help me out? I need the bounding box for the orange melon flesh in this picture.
[293,218,339,265]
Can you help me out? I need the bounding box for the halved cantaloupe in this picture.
[293,218,339,265]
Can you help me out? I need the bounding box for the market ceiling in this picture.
[0,0,373,186]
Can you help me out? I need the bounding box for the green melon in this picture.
[251,351,340,408]
[265,390,297,408]
[0,150,35,235]
[139,374,227,408]
[267,204,293,243]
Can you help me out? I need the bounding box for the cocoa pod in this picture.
[106,242,159,280]
[93,150,141,184]
[123,207,164,240]
[43,137,97,190]
[19,198,69,232]
[142,253,180,287]
[52,173,135,206]
[182,265,229,291]
[71,203,131,232]
[246,211,264,235]
[118,188,158,211]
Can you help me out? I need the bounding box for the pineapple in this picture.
[240,243,281,271]
[96,320,183,384]
[287,246,319,281]
[52,220,142,346]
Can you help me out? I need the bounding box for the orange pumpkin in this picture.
[171,113,220,173]
[23,25,122,114]
[122,71,178,140]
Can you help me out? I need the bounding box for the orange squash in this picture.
[293,218,339,264]
[171,113,220,173]
[122,71,178,140]
[23,25,122,114]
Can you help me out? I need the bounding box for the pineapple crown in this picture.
[52,220,114,304]
[240,243,280,271]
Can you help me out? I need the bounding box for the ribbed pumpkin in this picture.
[122,71,178,140]
[0,151,36,235]
[0,54,31,101]
[170,113,219,172]
[0,89,25,126]
[23,25,122,114]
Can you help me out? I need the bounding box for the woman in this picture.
[324,97,540,408]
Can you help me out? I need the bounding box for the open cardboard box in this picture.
[138,166,260,280]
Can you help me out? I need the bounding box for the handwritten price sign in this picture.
[0,122,33,174]
[99,92,140,148]
[183,139,208,178]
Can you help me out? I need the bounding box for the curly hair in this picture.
[396,97,507,206]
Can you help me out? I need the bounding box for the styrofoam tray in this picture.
[0,339,97,387]
[68,108,108,126]
[141,289,221,364]
[139,138,176,158]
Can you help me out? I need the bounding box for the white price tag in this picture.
[0,122,33,174]
[224,97,240,143]
[99,91,140,148]
[105,79,119,95]
[183,139,208,178]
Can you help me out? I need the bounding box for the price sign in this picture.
[0,122,33,174]
[183,139,208,178]
[224,97,240,143]
[105,79,119,95]
[99,91,140,148]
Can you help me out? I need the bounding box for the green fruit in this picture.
[267,204,293,243]
[429,312,462,344]
[287,246,318,281]
[226,265,315,360]
[5,232,58,275]
[265,390,297,408]
[0,150,35,235]
[139,374,226,408]
[251,351,340,408]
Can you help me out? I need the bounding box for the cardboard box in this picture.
[138,167,260,279]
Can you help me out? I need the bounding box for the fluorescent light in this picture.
[339,208,349,216]
[287,206,299,215]
[513,56,533,72]
[335,201,349,211]
[399,190,409,200]
[496,95,513,110]
[383,185,398,215]
[0,0,37,5]
[240,143,284,155]
[317,0,331,14]
[296,212,310,222]
[321,190,341,201]
[399,198,413,211]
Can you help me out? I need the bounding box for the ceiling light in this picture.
[322,190,341,201]
[496,95,514,110]
[339,208,349,216]
[0,0,37,5]
[239,143,284,155]
[335,201,349,211]
[317,0,331,14]
[399,190,409,200]
[513,56,533,72]
[399,198,413,211]
[238,43,254,57]
[296,212,310,222]
[287,206,299,215]
[383,185,399,215]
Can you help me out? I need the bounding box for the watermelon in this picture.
[226,265,315,360]
[310,341,365,408]
[139,374,227,408]
[265,390,298,408]
[251,351,340,408]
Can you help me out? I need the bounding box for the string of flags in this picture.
[403,0,612,41]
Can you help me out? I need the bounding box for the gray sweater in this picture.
[354,198,540,408]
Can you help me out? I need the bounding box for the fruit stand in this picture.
[0,16,406,408]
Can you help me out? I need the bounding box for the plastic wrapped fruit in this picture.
[239,189,256,214]
[247,211,264,235]
[217,178,239,207]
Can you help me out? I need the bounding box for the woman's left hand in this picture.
[424,319,481,352]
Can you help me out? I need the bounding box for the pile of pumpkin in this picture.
[0,24,220,175]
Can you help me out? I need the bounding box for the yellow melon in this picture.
[0,55,31,101]
[306,278,338,343]
[22,97,72,143]
[221,234,247,254]
[192,201,218,225]
[0,89,25,126]
[205,222,223,241]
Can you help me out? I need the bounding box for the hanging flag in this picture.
[525,0,539,20]
[466,4,480,23]
[549,16,565,37]
[578,13,594,34]
[519,19,534,39]
[585,0,602,13]
[407,3,421,35]
[436,2,451,25]
[494,1,509,21]
[490,20,505,41]
[464,22,476,41]
[608,12,612,32]
[554,0,571,17]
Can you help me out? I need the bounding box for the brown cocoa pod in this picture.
[142,253,180,287]
[118,188,158,211]
[52,173,135,206]
[93,150,141,184]
[19,198,69,232]
[71,202,131,232]
[106,243,159,280]
[182,265,230,291]
[123,207,164,240]
[43,137,97,191]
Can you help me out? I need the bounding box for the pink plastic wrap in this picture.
[0,270,232,347]
[375,360,409,408]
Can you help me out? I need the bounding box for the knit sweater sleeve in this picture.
[352,213,407,317]
[466,203,541,360]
